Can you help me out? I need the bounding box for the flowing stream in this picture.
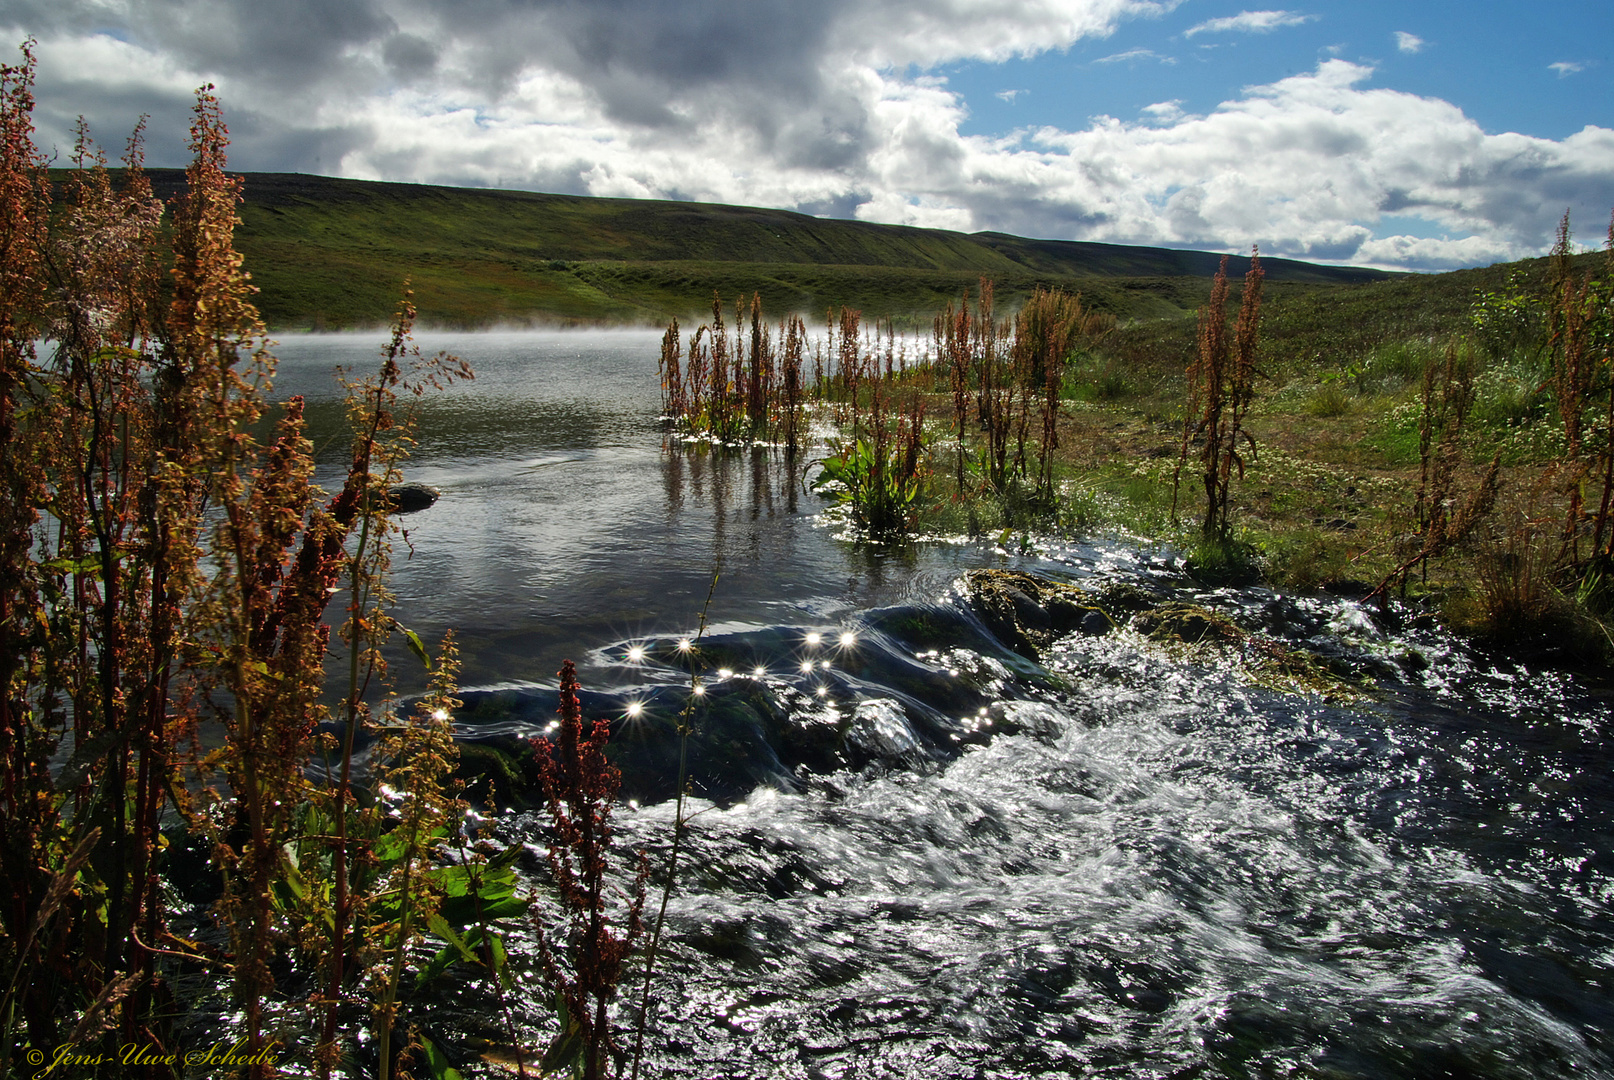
[274,330,1614,1079]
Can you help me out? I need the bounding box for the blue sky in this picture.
[944,3,1610,144]
[7,0,1613,270]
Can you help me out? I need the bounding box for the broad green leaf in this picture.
[417,1034,465,1080]
[402,626,432,670]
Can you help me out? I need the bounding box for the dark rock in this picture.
[386,482,440,513]
[455,737,544,809]
[963,569,1111,661]
[1093,581,1167,617]
[844,698,926,766]
[1131,602,1244,647]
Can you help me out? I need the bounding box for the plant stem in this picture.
[629,563,719,1080]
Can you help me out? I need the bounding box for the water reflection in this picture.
[269,330,995,691]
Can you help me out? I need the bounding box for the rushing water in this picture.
[275,331,1614,1079]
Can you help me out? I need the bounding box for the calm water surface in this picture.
[273,331,1614,1079]
[274,329,974,691]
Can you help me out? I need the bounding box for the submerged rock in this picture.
[386,482,440,513]
[1130,600,1364,698]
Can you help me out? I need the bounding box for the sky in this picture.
[6,0,1612,271]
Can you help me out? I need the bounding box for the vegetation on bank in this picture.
[2,49,656,1080]
[661,216,1614,660]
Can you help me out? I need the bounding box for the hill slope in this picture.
[121,170,1388,330]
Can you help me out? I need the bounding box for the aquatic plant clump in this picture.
[665,283,1112,539]
[659,292,808,450]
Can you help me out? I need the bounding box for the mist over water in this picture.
[273,331,1614,1078]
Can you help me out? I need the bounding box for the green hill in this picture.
[118,170,1390,330]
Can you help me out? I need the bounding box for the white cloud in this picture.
[1094,47,1176,64]
[996,89,1025,102]
[835,0,1186,68]
[1550,61,1584,77]
[1184,10,1315,38]
[1141,100,1186,123]
[10,2,1613,274]
[1394,31,1424,54]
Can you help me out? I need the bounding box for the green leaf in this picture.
[402,626,432,670]
[38,553,105,578]
[415,941,462,990]
[414,925,513,991]
[440,891,527,925]
[485,842,525,873]
[428,863,518,900]
[540,1016,585,1076]
[279,844,310,902]
[487,932,514,992]
[426,912,480,965]
[372,826,413,865]
[417,1034,465,1080]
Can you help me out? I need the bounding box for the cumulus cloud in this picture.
[1394,31,1424,54]
[1184,10,1315,38]
[1141,100,1186,123]
[6,0,1611,272]
[1550,61,1584,77]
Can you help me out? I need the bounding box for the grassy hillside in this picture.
[113,169,1390,330]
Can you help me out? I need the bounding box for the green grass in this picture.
[79,169,1391,330]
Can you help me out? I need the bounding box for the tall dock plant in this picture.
[534,661,647,1080]
[1544,212,1614,564]
[1175,250,1265,541]
[1370,344,1500,602]
[314,289,471,1076]
[0,42,478,1077]
[1011,287,1112,503]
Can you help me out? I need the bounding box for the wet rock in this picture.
[845,698,925,766]
[963,569,1111,661]
[161,825,225,906]
[386,482,440,513]
[1131,602,1244,647]
[686,917,767,967]
[455,737,544,809]
[993,701,1066,741]
[1130,601,1365,697]
[1091,581,1166,618]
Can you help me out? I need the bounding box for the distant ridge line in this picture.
[131,169,1386,285]
[70,168,1390,328]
